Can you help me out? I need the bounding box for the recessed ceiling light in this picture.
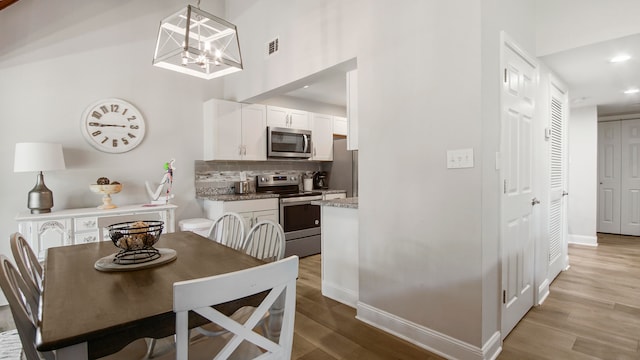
[610,54,631,63]
[624,88,640,94]
[303,85,310,89]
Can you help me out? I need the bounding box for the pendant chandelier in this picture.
[152,2,243,80]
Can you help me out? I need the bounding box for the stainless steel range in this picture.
[256,174,323,257]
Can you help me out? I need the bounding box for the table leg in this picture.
[56,342,88,360]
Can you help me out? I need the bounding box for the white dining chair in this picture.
[10,233,42,300]
[173,256,299,360]
[208,212,246,250]
[194,220,286,342]
[0,254,149,360]
[0,255,48,360]
[243,220,286,263]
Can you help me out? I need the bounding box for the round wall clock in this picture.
[81,98,146,153]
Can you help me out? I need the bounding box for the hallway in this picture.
[500,233,640,359]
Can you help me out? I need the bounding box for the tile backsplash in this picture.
[195,160,329,197]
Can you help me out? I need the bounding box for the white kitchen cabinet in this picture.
[203,198,279,232]
[346,69,359,150]
[311,113,333,161]
[318,203,358,307]
[333,116,347,136]
[266,105,310,130]
[16,204,177,261]
[203,99,267,160]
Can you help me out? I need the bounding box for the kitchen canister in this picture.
[303,178,313,192]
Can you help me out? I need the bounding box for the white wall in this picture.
[535,0,640,56]
[567,106,598,245]
[225,1,535,357]
[0,0,227,305]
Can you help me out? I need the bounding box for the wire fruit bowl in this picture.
[107,220,164,264]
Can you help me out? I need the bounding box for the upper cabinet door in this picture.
[266,105,310,130]
[241,104,267,161]
[288,109,310,130]
[311,113,333,161]
[266,106,290,128]
[333,116,347,136]
[203,99,242,160]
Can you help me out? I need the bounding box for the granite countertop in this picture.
[320,189,347,195]
[311,197,358,209]
[198,189,346,201]
[198,193,279,201]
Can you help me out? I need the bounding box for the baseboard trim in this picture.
[356,302,502,360]
[321,281,358,308]
[537,279,550,306]
[568,234,598,246]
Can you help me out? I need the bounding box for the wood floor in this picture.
[499,233,640,359]
[2,233,640,359]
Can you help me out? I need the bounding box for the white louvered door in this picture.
[548,84,568,281]
[621,119,640,235]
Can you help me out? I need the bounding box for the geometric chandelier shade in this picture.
[152,4,243,80]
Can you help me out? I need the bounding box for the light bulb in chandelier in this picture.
[214,49,222,66]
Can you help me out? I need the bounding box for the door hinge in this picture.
[503,290,506,304]
[504,68,507,83]
[503,180,507,194]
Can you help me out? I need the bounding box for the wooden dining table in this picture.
[36,231,267,359]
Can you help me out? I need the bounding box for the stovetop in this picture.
[255,174,322,198]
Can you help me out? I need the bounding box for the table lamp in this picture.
[14,142,66,214]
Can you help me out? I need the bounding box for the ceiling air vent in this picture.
[267,37,279,56]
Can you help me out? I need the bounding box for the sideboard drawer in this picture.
[75,217,98,232]
[74,231,100,244]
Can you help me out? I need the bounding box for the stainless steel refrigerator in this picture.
[329,138,358,197]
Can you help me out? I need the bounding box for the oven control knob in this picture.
[260,177,266,182]
[291,176,297,181]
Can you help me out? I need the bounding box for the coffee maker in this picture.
[313,171,328,189]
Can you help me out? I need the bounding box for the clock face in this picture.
[81,98,146,153]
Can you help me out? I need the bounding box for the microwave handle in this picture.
[303,134,309,153]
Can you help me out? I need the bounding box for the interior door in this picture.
[597,121,621,233]
[548,83,568,281]
[501,38,536,339]
[621,119,640,235]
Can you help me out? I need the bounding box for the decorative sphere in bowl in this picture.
[108,220,164,251]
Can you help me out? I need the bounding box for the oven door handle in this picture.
[280,195,323,204]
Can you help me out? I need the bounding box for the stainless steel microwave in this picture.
[267,127,312,159]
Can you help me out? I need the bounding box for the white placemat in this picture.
[94,248,177,272]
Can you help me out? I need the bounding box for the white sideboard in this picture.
[15,204,177,261]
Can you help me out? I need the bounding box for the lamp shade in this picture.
[14,143,66,173]
[152,5,243,80]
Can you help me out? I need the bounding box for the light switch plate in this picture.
[447,148,474,169]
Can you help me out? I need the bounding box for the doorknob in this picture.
[562,191,568,197]
[531,198,540,206]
